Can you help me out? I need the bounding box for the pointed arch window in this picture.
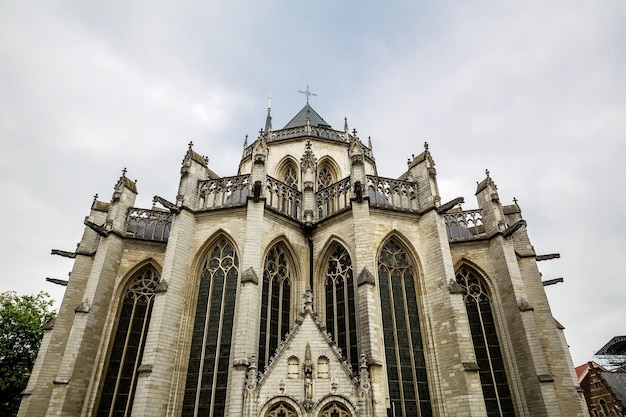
[96,266,159,417]
[183,238,239,417]
[265,402,297,417]
[378,238,432,417]
[456,267,515,417]
[325,244,358,371]
[282,164,298,189]
[319,402,351,417]
[258,244,292,372]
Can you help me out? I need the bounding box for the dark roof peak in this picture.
[283,103,331,130]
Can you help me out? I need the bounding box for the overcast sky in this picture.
[1,1,624,367]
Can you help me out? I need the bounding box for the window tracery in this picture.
[282,164,298,189]
[378,238,432,417]
[319,402,351,417]
[265,402,298,417]
[318,165,334,189]
[259,244,292,372]
[96,266,159,417]
[456,266,515,417]
[183,238,239,417]
[325,244,358,372]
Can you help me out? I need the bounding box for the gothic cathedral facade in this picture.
[20,103,587,416]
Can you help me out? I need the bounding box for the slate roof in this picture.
[602,371,626,405]
[282,103,331,129]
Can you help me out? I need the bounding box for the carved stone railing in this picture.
[125,208,173,242]
[198,175,250,210]
[316,177,352,221]
[266,176,301,221]
[366,175,419,212]
[270,126,348,142]
[442,209,486,241]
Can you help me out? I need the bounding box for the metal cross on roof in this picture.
[266,91,273,109]
[298,84,316,104]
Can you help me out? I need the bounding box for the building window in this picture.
[325,243,358,372]
[319,401,351,417]
[600,400,610,417]
[456,266,515,417]
[287,357,299,378]
[378,238,432,417]
[283,164,298,189]
[265,402,297,417]
[96,266,159,417]
[318,165,334,189]
[259,244,292,372]
[183,238,239,417]
[317,356,329,379]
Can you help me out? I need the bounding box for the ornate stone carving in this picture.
[303,343,313,400]
[300,140,317,172]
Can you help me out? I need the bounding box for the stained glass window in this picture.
[96,266,159,417]
[325,244,358,372]
[378,238,432,417]
[183,238,239,417]
[259,244,292,372]
[456,266,515,417]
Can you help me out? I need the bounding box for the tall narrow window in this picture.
[258,244,292,372]
[97,266,159,417]
[456,267,515,417]
[183,238,239,417]
[378,238,432,417]
[325,244,358,372]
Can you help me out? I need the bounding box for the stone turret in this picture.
[178,142,209,210]
[405,142,441,212]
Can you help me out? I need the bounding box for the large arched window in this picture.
[378,238,432,417]
[183,238,239,417]
[258,243,292,372]
[456,266,515,417]
[325,243,358,371]
[97,266,159,417]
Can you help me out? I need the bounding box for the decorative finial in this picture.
[513,197,518,205]
[368,136,372,149]
[92,193,99,204]
[344,117,348,132]
[298,84,316,104]
[188,141,194,150]
[122,167,127,177]
[485,169,490,178]
[352,128,357,138]
[424,141,429,151]
[243,134,248,148]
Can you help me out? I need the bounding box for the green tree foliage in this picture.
[0,291,56,416]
